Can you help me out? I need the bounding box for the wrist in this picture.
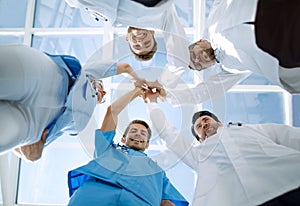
[132,87,142,95]
[148,98,158,103]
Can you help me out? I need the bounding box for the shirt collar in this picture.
[115,143,147,156]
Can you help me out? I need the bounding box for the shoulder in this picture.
[96,129,116,137]
[95,130,116,143]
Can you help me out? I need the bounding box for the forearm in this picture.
[111,87,142,115]
[101,87,142,131]
[166,70,250,105]
[116,62,139,80]
[147,104,198,169]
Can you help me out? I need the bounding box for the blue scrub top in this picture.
[68,130,189,206]
[44,55,118,145]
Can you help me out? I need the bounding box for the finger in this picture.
[20,145,30,156]
[142,83,149,89]
[41,129,49,142]
[13,147,23,158]
[159,96,167,102]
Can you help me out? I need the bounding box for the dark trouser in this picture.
[254,0,300,68]
[131,0,162,7]
[258,187,300,206]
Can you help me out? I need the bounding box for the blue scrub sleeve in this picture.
[94,130,116,158]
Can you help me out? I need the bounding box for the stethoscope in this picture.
[85,8,108,22]
[86,76,105,103]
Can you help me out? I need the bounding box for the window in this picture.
[0,0,297,205]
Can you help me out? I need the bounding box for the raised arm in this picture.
[14,129,49,162]
[145,91,199,170]
[166,70,251,105]
[100,87,144,132]
[116,62,147,87]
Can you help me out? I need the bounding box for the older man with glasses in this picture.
[188,0,300,94]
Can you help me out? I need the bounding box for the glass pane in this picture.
[17,135,91,204]
[204,92,286,124]
[0,0,27,28]
[0,35,24,44]
[32,35,103,64]
[240,73,276,85]
[293,94,300,126]
[34,0,104,28]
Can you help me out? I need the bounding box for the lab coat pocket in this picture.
[195,161,218,197]
[257,138,297,157]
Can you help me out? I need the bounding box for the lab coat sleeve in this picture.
[166,70,251,105]
[93,130,115,158]
[256,124,300,151]
[206,0,223,26]
[84,59,118,79]
[64,0,119,24]
[221,44,278,82]
[214,24,280,85]
[206,0,257,34]
[147,103,199,170]
[163,5,189,69]
[158,4,190,88]
[83,44,118,79]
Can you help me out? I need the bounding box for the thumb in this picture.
[41,129,49,142]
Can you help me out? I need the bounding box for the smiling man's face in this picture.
[126,27,155,55]
[193,115,222,143]
[189,39,216,71]
[121,123,150,151]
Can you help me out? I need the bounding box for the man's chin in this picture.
[130,145,142,151]
[206,129,217,137]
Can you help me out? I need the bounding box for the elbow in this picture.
[106,105,113,115]
[106,105,118,117]
[117,62,131,74]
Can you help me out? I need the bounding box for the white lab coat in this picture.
[65,0,189,86]
[204,0,300,93]
[66,0,251,104]
[165,69,250,105]
[65,0,173,29]
[148,104,300,206]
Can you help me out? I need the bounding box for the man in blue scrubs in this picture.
[0,44,144,161]
[67,86,188,206]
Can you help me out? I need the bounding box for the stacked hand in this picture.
[134,79,167,103]
[14,129,48,162]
